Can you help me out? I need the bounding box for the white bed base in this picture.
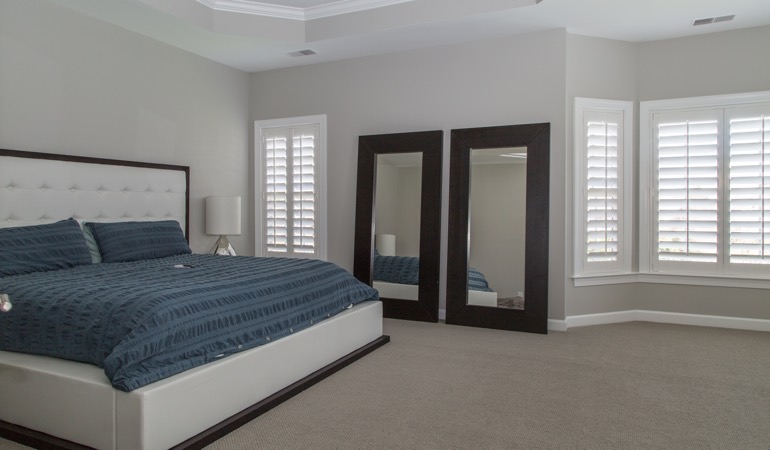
[373,280,498,307]
[0,149,387,449]
[0,301,383,450]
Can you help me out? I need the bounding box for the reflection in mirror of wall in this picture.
[373,152,423,302]
[469,147,527,310]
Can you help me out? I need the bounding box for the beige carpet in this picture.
[2,319,768,449]
[207,319,770,450]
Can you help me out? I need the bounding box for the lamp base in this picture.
[211,235,237,256]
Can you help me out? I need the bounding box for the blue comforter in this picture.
[373,254,493,292]
[0,255,378,391]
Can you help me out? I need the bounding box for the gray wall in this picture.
[565,28,770,320]
[0,0,252,255]
[251,29,568,318]
[3,0,768,322]
[631,26,770,320]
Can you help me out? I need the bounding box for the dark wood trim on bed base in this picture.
[0,335,390,450]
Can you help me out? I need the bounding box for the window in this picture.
[255,115,327,260]
[574,98,633,277]
[640,92,770,279]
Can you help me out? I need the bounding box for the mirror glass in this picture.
[373,152,423,301]
[468,147,526,310]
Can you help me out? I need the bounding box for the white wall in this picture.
[0,0,252,254]
[251,29,568,318]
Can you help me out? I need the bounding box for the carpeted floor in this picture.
[1,319,768,449]
[204,319,770,449]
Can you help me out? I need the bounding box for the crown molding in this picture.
[195,0,414,21]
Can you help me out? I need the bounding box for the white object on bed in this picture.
[0,294,10,312]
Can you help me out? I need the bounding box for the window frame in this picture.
[573,97,634,278]
[254,114,327,260]
[640,91,770,283]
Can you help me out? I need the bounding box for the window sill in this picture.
[573,272,770,290]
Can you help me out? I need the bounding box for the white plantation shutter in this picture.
[291,130,317,254]
[256,116,326,260]
[654,111,720,266]
[265,132,289,253]
[585,116,620,262]
[727,106,770,268]
[643,96,770,279]
[574,98,632,276]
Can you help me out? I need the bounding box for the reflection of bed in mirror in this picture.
[372,251,498,307]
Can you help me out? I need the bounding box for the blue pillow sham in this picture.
[0,218,92,276]
[85,220,191,263]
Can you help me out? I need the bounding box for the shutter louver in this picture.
[585,120,619,262]
[656,119,719,263]
[728,114,769,265]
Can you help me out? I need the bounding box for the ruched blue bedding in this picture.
[373,254,493,292]
[0,254,379,391]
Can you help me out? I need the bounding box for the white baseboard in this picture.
[554,310,770,333]
[441,309,769,333]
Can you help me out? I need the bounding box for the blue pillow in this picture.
[85,220,191,263]
[0,219,92,276]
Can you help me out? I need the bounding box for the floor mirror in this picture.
[354,130,443,322]
[446,123,550,333]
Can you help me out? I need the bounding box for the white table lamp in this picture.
[206,196,241,256]
[375,234,396,256]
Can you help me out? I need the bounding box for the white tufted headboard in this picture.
[0,149,189,236]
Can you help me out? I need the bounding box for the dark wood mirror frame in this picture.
[446,123,550,334]
[354,130,443,322]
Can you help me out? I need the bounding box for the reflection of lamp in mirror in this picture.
[206,196,241,256]
[375,234,396,256]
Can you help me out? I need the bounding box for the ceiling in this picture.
[50,0,770,73]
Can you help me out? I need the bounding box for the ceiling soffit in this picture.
[194,0,416,21]
[139,0,541,43]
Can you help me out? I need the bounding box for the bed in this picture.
[0,149,388,449]
[372,252,498,307]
